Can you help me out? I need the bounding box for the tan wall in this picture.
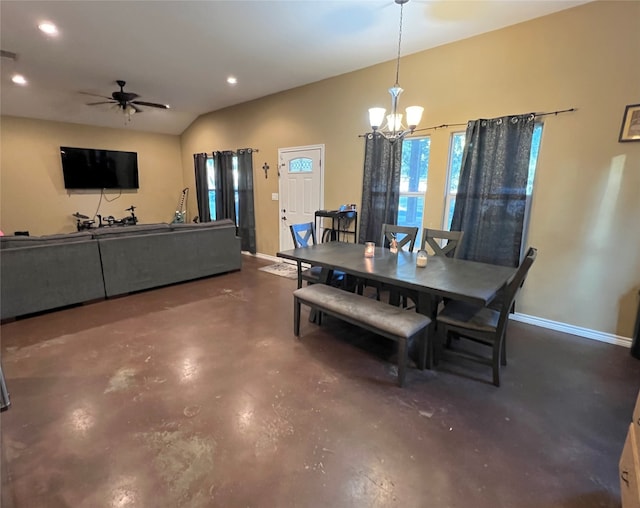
[0,117,183,235]
[0,2,637,337]
[180,0,640,338]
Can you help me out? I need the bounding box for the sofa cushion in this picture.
[0,231,94,249]
[91,223,171,238]
[169,219,236,231]
[98,223,241,296]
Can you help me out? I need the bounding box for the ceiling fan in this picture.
[81,80,169,113]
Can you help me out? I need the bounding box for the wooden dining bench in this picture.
[293,284,431,387]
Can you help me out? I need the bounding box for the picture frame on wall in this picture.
[618,103,640,142]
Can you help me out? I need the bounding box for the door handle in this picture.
[282,216,287,221]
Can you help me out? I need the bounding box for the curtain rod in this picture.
[534,107,576,118]
[197,148,260,157]
[358,107,576,137]
[413,108,577,134]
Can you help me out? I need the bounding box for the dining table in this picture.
[277,242,517,366]
[277,241,516,313]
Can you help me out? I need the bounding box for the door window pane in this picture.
[289,157,312,173]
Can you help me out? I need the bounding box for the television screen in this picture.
[60,147,139,189]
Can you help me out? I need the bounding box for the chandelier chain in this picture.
[394,2,404,86]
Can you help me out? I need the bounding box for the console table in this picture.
[315,209,357,243]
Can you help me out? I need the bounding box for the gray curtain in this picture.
[358,133,402,244]
[236,148,257,254]
[213,151,236,224]
[451,113,535,267]
[193,153,210,222]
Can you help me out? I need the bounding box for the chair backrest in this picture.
[421,228,464,258]
[290,222,317,248]
[495,247,537,332]
[380,224,418,252]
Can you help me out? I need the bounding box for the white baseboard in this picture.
[245,252,633,349]
[243,251,280,263]
[243,251,302,266]
[511,312,632,348]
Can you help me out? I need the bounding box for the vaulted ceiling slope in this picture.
[0,0,589,135]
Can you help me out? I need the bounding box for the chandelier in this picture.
[368,0,423,141]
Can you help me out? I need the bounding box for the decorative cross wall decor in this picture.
[262,163,270,179]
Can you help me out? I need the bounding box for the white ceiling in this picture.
[1,0,588,135]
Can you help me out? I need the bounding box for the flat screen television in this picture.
[60,147,139,189]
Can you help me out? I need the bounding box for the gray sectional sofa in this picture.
[0,219,242,320]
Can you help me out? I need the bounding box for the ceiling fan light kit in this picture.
[368,0,424,142]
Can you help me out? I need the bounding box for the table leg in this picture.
[414,292,439,370]
[295,261,303,289]
[307,267,335,324]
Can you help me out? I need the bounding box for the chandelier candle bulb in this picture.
[369,108,386,129]
[406,106,424,128]
[364,242,376,258]
[387,114,403,132]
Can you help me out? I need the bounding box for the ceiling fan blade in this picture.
[132,101,169,109]
[86,101,116,106]
[78,91,113,100]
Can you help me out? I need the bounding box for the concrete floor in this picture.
[1,255,639,508]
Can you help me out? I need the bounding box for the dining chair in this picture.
[421,228,464,258]
[435,246,537,386]
[364,224,419,302]
[380,224,418,251]
[289,222,345,289]
[410,228,465,311]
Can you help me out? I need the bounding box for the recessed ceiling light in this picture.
[227,76,237,85]
[38,22,58,36]
[12,74,27,85]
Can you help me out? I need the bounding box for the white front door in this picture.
[278,145,324,251]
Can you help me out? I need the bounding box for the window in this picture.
[444,124,543,230]
[443,132,465,231]
[232,156,239,221]
[398,137,430,244]
[206,158,216,221]
[206,156,240,222]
